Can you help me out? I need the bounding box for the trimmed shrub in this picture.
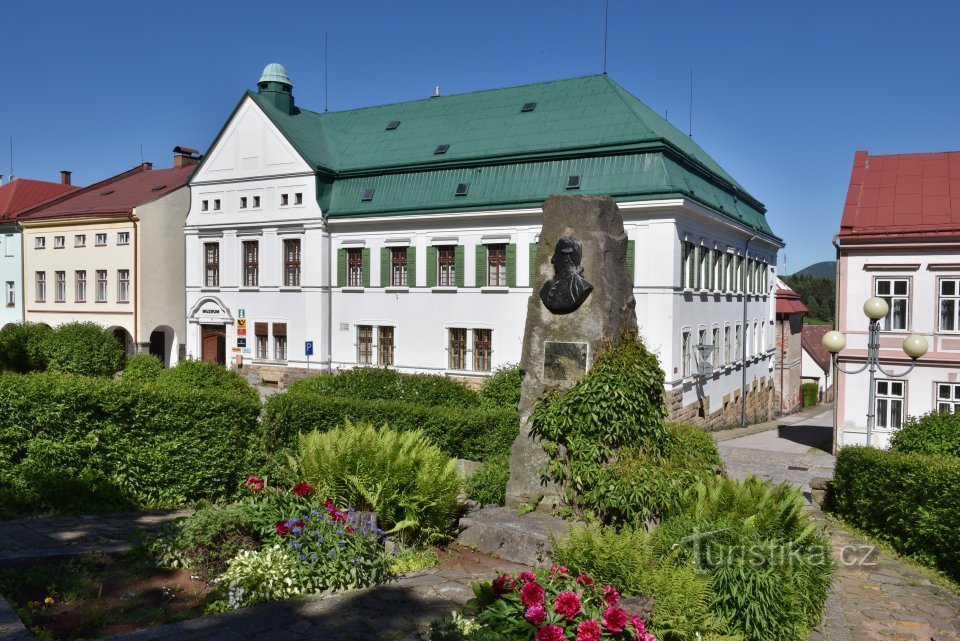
[478,364,521,410]
[156,359,256,401]
[289,368,479,408]
[891,411,960,458]
[122,353,164,384]
[0,322,51,373]
[295,422,461,544]
[42,322,123,377]
[831,446,960,579]
[466,453,510,506]
[802,382,818,407]
[261,392,517,462]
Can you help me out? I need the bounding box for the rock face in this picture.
[506,195,637,508]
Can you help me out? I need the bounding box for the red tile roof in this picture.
[802,325,832,372]
[19,164,194,221]
[0,179,80,222]
[840,150,960,239]
[776,287,809,316]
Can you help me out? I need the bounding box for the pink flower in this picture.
[603,584,620,607]
[551,564,569,576]
[535,625,566,641]
[492,574,517,597]
[244,476,264,492]
[553,591,582,620]
[521,581,546,608]
[525,604,547,626]
[518,571,537,583]
[576,619,602,641]
[575,573,594,587]
[292,482,313,497]
[630,614,647,636]
[601,606,628,633]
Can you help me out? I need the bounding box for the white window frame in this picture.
[875,380,905,431]
[75,234,86,248]
[117,231,130,245]
[682,329,692,378]
[35,236,46,249]
[938,278,960,333]
[5,281,14,307]
[96,270,108,302]
[75,270,87,302]
[3,234,13,257]
[711,326,721,367]
[54,236,65,249]
[95,233,107,246]
[118,269,130,303]
[936,382,960,414]
[875,278,909,332]
[35,272,46,302]
[724,325,732,364]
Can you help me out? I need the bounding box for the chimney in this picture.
[173,146,200,169]
[0,175,4,186]
[60,170,71,185]
[141,162,153,171]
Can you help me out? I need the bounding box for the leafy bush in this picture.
[42,322,124,377]
[290,367,480,408]
[597,422,723,526]
[205,544,302,612]
[830,446,960,579]
[801,383,818,407]
[891,411,960,458]
[653,476,833,641]
[262,392,517,462]
[479,364,522,410]
[295,421,462,544]
[0,372,260,516]
[0,322,51,373]
[551,523,733,641]
[150,503,260,578]
[122,354,164,384]
[157,359,256,401]
[466,453,510,506]
[531,336,668,519]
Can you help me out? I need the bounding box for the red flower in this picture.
[492,574,517,597]
[575,573,594,587]
[275,520,291,536]
[603,584,620,607]
[601,606,628,633]
[576,619,602,641]
[518,571,537,583]
[520,581,545,608]
[553,591,582,620]
[292,482,313,497]
[550,564,569,576]
[630,614,648,636]
[244,476,264,492]
[525,604,547,626]
[535,625,566,641]
[323,497,348,524]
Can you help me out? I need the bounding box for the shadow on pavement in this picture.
[776,423,833,451]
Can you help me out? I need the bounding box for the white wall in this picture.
[0,226,22,326]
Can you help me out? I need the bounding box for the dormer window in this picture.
[253,195,261,208]
[281,194,289,206]
[294,193,303,205]
[201,200,209,212]
[213,199,221,211]
[240,197,248,209]
[455,183,469,197]
[566,175,581,190]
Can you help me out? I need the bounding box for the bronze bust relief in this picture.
[539,236,593,314]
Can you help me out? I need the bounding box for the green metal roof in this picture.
[238,74,774,238]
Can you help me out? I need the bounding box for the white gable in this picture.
[193,96,312,183]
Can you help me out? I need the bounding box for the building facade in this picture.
[20,154,195,364]
[185,65,782,426]
[0,174,78,327]
[773,279,808,414]
[801,325,832,400]
[836,150,960,447]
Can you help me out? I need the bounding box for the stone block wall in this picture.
[666,376,775,430]
[238,363,322,389]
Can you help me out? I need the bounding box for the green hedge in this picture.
[831,446,960,580]
[42,321,124,377]
[289,368,480,408]
[802,382,819,407]
[891,410,960,458]
[262,391,517,462]
[0,372,261,517]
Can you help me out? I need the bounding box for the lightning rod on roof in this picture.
[602,0,610,74]
[689,68,693,138]
[324,31,329,113]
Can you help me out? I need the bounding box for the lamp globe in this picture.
[863,297,890,321]
[822,330,846,354]
[903,334,928,359]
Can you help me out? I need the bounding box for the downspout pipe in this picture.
[741,235,757,427]
[322,211,333,374]
[831,233,841,454]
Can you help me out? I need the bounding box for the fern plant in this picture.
[294,421,461,544]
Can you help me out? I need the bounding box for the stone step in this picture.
[457,506,573,567]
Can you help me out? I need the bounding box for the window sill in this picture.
[239,287,260,292]
[342,287,365,293]
[445,369,493,377]
[481,287,509,293]
[200,287,220,292]
[432,287,458,293]
[384,287,409,293]
[279,287,302,292]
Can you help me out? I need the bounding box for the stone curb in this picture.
[0,596,33,641]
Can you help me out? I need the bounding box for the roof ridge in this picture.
[18,165,149,219]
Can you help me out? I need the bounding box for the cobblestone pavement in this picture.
[718,412,960,640]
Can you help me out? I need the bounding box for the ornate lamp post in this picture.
[822,297,929,447]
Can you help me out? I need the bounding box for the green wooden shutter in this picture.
[426,246,437,287]
[406,246,416,286]
[529,243,538,287]
[475,245,486,287]
[361,248,370,288]
[380,247,390,287]
[626,240,635,285]
[337,248,346,287]
[506,244,517,288]
[455,245,465,288]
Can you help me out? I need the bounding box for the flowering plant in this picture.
[467,566,656,641]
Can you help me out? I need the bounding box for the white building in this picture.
[185,64,782,426]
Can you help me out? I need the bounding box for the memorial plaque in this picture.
[543,341,587,381]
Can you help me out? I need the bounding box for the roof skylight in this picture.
[566,175,581,190]
[455,183,469,197]
[361,187,375,202]
[434,144,449,155]
[386,121,400,130]
[521,102,537,112]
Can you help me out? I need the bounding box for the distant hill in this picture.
[790,261,836,280]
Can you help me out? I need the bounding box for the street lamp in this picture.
[822,297,929,447]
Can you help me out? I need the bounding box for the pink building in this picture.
[835,150,960,447]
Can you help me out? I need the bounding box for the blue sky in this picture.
[4,0,957,272]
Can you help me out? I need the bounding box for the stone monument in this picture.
[506,195,637,508]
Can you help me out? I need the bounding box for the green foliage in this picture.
[551,523,735,641]
[122,354,164,384]
[262,391,517,462]
[42,322,124,377]
[390,546,440,575]
[653,476,834,641]
[598,422,723,526]
[0,322,51,373]
[0,372,260,516]
[782,275,835,324]
[891,411,960,458]
[156,359,256,401]
[205,544,302,612]
[295,421,462,544]
[430,613,501,641]
[479,364,522,410]
[831,446,960,580]
[150,504,260,577]
[289,367,480,407]
[531,336,668,519]
[801,383,819,407]
[466,453,510,506]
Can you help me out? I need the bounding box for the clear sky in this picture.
[3,0,958,272]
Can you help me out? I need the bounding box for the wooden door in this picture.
[201,325,226,365]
